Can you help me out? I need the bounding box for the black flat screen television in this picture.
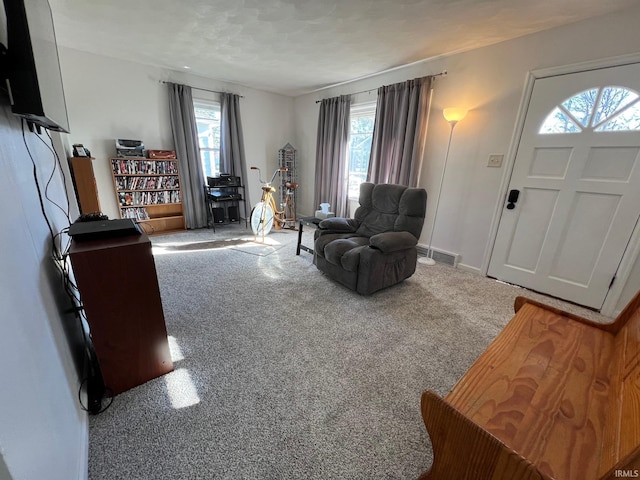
[2,0,70,132]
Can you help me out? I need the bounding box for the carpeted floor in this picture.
[87,225,610,480]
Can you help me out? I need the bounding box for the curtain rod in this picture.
[314,70,447,103]
[160,80,244,98]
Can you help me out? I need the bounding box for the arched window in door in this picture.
[539,86,640,134]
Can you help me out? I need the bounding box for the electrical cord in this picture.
[77,377,114,415]
[35,130,72,224]
[22,119,57,248]
[21,119,113,414]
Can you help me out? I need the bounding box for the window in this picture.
[539,86,640,134]
[347,103,376,197]
[193,101,221,178]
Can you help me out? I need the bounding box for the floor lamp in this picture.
[419,107,468,266]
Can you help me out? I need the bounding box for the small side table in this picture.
[296,216,321,255]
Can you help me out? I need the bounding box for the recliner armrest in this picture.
[318,217,358,233]
[369,231,417,253]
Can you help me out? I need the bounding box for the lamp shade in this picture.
[443,107,468,124]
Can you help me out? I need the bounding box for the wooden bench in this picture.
[420,290,640,480]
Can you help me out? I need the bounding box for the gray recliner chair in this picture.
[314,182,427,294]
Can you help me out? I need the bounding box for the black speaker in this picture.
[212,207,224,223]
[228,205,239,222]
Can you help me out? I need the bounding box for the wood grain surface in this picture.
[421,291,640,480]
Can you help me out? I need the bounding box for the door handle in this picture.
[506,189,520,210]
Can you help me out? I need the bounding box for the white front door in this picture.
[488,63,640,310]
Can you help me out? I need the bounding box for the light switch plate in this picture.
[488,154,504,167]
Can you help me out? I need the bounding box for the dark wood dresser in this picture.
[69,232,173,394]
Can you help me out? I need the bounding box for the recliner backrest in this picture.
[354,183,427,239]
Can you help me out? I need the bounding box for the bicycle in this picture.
[249,166,288,238]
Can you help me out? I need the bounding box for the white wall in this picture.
[55,7,640,312]
[0,102,88,479]
[293,5,640,310]
[58,47,296,219]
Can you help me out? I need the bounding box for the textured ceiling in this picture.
[49,0,638,97]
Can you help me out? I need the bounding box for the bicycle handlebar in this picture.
[250,166,288,185]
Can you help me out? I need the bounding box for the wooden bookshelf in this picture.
[110,157,186,235]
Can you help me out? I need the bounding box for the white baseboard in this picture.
[457,263,482,274]
[416,244,460,267]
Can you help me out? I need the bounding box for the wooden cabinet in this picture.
[69,232,173,395]
[110,157,186,235]
[70,156,101,214]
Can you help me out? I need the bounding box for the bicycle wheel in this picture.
[250,201,274,236]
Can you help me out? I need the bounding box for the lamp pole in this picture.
[420,107,467,266]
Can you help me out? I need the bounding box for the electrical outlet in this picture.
[488,154,504,168]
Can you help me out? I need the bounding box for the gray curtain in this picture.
[168,82,207,229]
[220,93,247,189]
[367,76,432,187]
[314,95,351,217]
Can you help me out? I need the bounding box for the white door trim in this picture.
[482,52,640,316]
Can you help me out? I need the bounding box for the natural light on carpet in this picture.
[151,237,282,255]
[164,368,200,409]
[167,335,184,362]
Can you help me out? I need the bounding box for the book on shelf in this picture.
[115,176,180,191]
[112,158,178,175]
[120,207,150,220]
[119,191,180,206]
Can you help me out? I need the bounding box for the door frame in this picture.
[482,52,640,317]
